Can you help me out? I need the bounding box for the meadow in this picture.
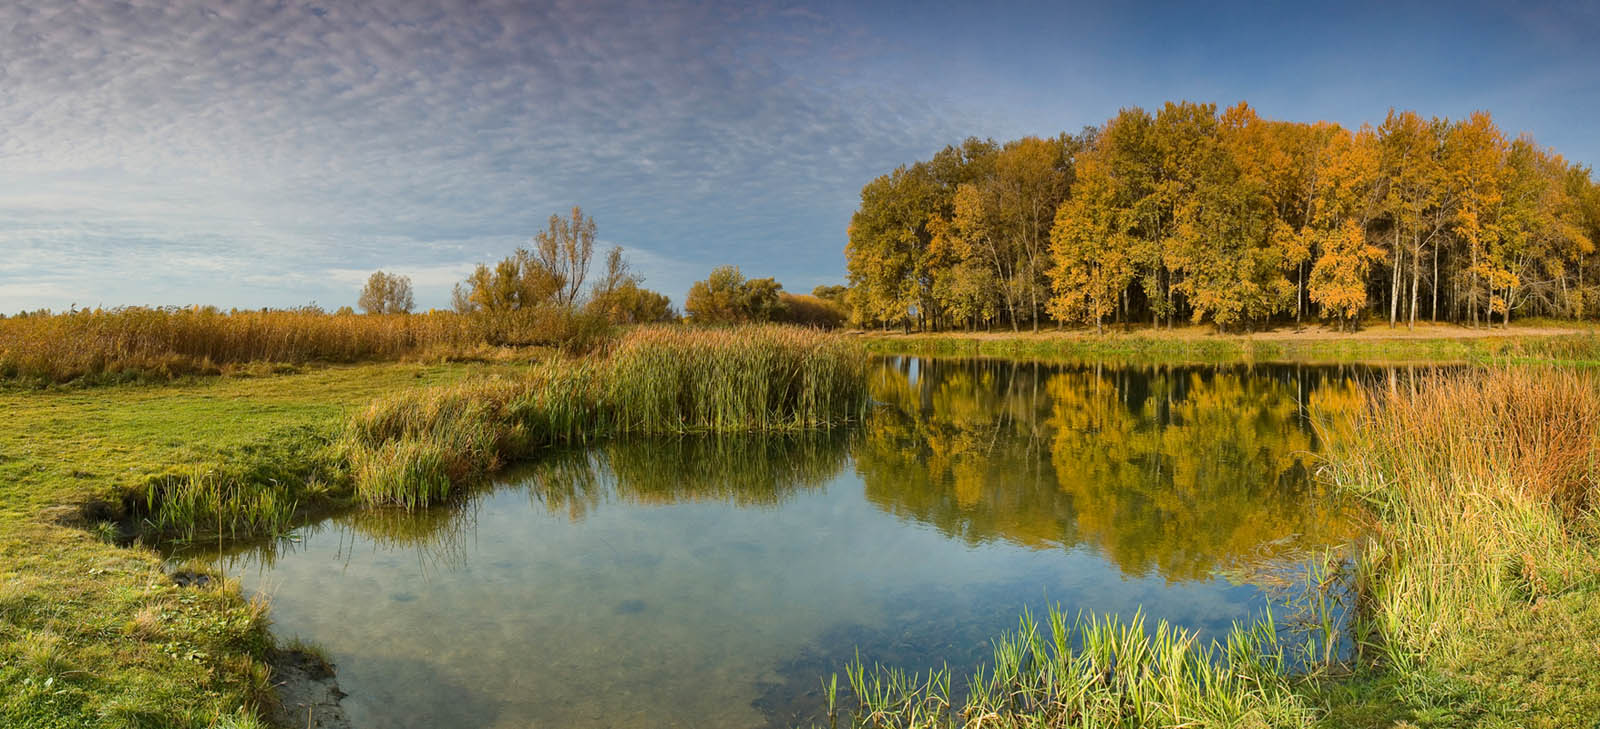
[859,321,1600,366]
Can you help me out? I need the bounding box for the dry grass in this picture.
[1317,367,1600,702]
[0,306,610,384]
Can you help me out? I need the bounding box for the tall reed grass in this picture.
[1316,367,1600,674]
[0,306,609,383]
[340,325,868,508]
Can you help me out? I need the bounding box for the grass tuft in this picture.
[341,325,869,508]
[835,606,1314,728]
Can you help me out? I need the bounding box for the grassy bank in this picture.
[340,325,867,509]
[1314,368,1600,727]
[0,325,867,728]
[0,362,499,729]
[859,324,1600,365]
[832,366,1600,728]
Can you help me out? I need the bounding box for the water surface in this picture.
[182,358,1367,728]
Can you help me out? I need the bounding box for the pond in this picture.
[175,357,1372,728]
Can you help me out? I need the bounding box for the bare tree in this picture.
[535,206,597,307]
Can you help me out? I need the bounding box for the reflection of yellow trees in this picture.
[857,358,1362,582]
[524,434,853,520]
[1048,368,1360,581]
[857,358,1079,549]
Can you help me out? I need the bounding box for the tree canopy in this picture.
[357,271,414,314]
[844,103,1600,331]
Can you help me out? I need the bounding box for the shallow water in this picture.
[180,358,1370,728]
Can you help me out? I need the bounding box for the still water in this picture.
[183,358,1368,728]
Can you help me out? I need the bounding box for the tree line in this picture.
[845,102,1600,332]
[355,206,850,329]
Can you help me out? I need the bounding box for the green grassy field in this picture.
[0,325,869,728]
[0,363,504,729]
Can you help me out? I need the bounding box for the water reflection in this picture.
[175,357,1376,729]
[856,358,1361,582]
[527,432,854,518]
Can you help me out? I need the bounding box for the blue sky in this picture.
[2,0,1596,313]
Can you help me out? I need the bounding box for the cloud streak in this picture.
[0,0,970,311]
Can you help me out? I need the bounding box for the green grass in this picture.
[1311,367,1600,728]
[0,362,514,728]
[834,607,1316,729]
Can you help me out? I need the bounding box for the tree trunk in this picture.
[1469,246,1479,328]
[1431,244,1439,323]
[1409,234,1421,330]
[1296,262,1304,323]
[1389,230,1401,328]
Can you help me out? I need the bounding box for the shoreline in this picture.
[852,323,1600,364]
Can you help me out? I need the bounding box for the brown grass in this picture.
[0,306,610,383]
[1344,367,1600,518]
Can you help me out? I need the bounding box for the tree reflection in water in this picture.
[855,357,1364,582]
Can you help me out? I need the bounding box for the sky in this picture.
[2,0,1597,313]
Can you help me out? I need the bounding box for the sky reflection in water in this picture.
[191,358,1367,729]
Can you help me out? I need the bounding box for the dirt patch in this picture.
[270,649,353,729]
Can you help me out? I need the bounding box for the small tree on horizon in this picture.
[358,271,415,314]
[684,265,787,323]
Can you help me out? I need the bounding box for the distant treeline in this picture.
[0,208,850,383]
[845,102,1600,331]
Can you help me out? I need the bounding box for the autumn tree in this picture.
[1306,124,1385,327]
[586,245,676,324]
[684,265,787,324]
[850,102,1600,331]
[1445,112,1507,327]
[535,206,597,308]
[357,271,414,314]
[457,248,563,313]
[1046,152,1131,332]
[844,164,938,330]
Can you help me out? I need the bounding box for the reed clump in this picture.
[605,325,867,432]
[834,607,1313,729]
[341,325,868,508]
[0,306,609,384]
[1317,367,1600,705]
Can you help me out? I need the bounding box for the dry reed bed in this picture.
[1318,367,1600,674]
[0,306,608,383]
